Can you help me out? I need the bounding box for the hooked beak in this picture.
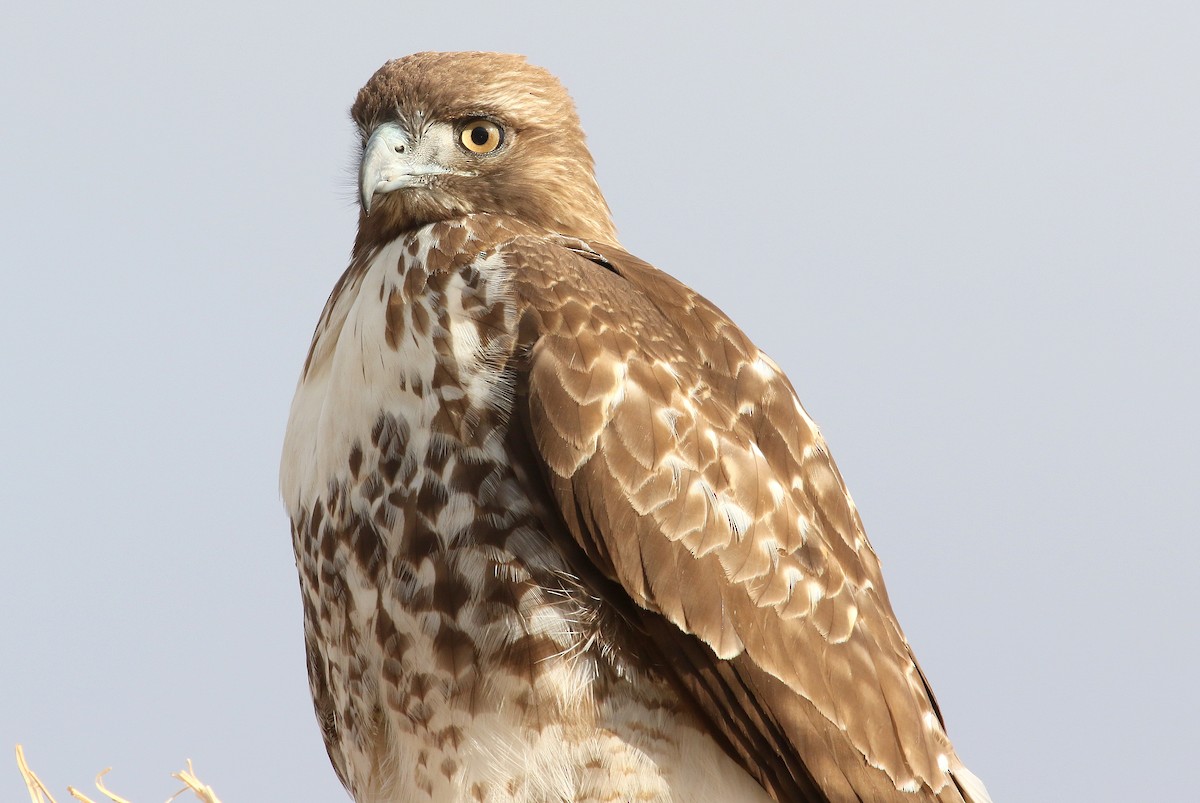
[359,122,449,214]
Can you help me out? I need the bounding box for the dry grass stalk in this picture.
[15,746,223,803]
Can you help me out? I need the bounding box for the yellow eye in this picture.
[460,120,503,154]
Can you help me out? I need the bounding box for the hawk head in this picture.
[351,51,617,254]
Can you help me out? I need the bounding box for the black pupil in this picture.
[470,126,491,146]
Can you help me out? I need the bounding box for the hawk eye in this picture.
[459,120,503,154]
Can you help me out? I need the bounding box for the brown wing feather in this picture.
[502,234,970,803]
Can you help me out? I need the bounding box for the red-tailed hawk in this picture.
[281,51,991,803]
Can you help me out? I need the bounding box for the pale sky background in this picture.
[2,3,1197,802]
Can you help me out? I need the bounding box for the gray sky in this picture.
[2,3,1196,801]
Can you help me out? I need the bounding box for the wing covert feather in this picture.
[501,234,979,803]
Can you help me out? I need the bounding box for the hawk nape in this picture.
[281,51,991,803]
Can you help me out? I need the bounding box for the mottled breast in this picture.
[281,216,771,802]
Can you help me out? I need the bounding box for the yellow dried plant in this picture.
[15,746,222,803]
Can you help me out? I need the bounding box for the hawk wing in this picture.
[500,234,981,803]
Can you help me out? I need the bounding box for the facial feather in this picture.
[350,52,617,254]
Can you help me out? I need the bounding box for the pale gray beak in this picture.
[359,122,449,214]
